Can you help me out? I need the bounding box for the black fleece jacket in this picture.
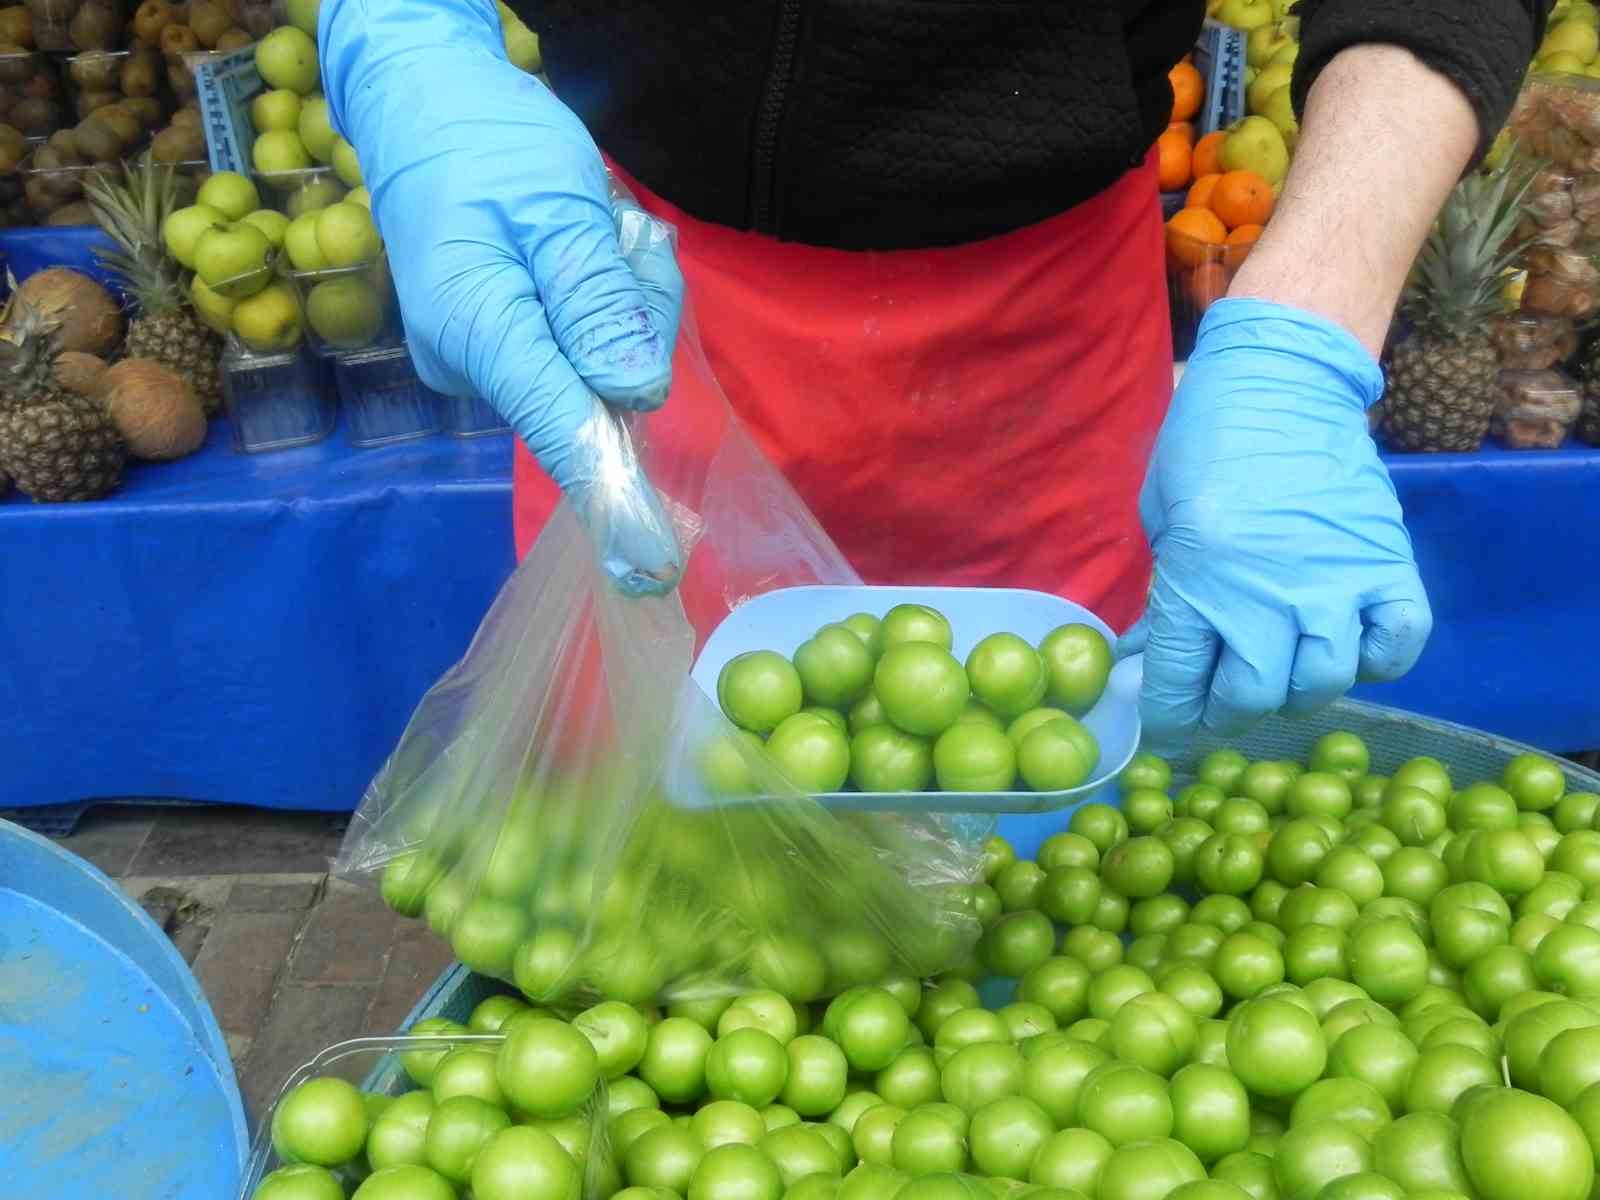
[513,1,1550,251]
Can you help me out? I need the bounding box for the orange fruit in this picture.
[1166,207,1227,269]
[1157,128,1193,192]
[1186,173,1221,210]
[1169,61,1204,123]
[1187,263,1231,313]
[1166,120,1196,144]
[1224,223,1263,269]
[1211,170,1275,230]
[1192,131,1227,180]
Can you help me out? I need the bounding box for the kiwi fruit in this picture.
[187,0,227,46]
[74,87,114,118]
[151,121,203,163]
[213,25,249,52]
[121,93,160,126]
[9,93,53,133]
[0,6,33,46]
[120,45,159,95]
[68,0,116,49]
[20,61,55,99]
[166,59,196,99]
[22,173,49,211]
[45,125,79,158]
[73,113,119,160]
[158,20,195,54]
[46,198,92,223]
[0,122,23,172]
[93,101,139,143]
[170,104,200,129]
[130,0,170,44]
[68,48,117,89]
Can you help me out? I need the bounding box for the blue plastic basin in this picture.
[689,584,1141,815]
[0,819,248,1198]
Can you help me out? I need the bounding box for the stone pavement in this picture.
[51,803,457,1125]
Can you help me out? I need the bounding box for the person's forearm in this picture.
[1228,45,1479,358]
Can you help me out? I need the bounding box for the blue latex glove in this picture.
[320,0,684,595]
[1119,299,1432,756]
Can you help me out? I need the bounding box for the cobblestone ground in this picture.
[52,803,456,1125]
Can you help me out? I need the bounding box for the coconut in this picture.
[52,349,105,395]
[13,267,122,354]
[98,357,205,460]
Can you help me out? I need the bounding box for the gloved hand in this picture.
[1119,299,1432,755]
[320,0,684,595]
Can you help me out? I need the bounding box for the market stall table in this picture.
[3,418,1598,821]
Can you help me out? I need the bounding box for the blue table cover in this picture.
[3,422,1598,813]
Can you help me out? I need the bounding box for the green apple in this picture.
[162,202,227,268]
[1568,1,1600,24]
[1249,62,1295,115]
[1220,116,1290,186]
[251,89,302,134]
[242,208,291,248]
[194,222,274,299]
[315,201,382,267]
[1270,42,1300,68]
[196,171,260,221]
[285,176,346,218]
[1247,21,1295,68]
[253,129,312,174]
[189,275,237,335]
[332,136,363,188]
[284,210,329,272]
[231,280,303,354]
[1543,18,1600,64]
[505,24,541,73]
[306,276,385,349]
[1540,51,1591,76]
[1262,86,1299,154]
[256,27,320,96]
[297,96,337,164]
[1215,0,1274,32]
[346,186,371,209]
[284,0,320,37]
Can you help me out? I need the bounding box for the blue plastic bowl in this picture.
[0,819,248,1198]
[689,584,1141,816]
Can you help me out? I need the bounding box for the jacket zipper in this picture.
[751,0,803,234]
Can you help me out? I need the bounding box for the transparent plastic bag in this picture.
[1489,313,1578,371]
[334,200,985,1008]
[238,1032,613,1200]
[1493,368,1583,448]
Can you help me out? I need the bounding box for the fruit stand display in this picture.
[230,694,1600,1200]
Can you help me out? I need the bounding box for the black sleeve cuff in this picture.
[1291,0,1549,168]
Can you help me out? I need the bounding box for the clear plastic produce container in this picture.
[1493,368,1583,449]
[239,1031,612,1200]
[1489,311,1578,371]
[222,343,337,453]
[286,254,402,358]
[333,343,444,448]
[1165,226,1249,359]
[0,50,69,139]
[19,150,115,224]
[437,392,511,439]
[253,163,347,216]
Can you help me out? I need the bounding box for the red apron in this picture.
[513,153,1173,634]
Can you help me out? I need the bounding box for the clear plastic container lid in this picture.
[1495,368,1583,448]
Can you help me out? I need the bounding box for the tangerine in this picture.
[1224,224,1263,269]
[1186,174,1221,210]
[1166,207,1227,269]
[1157,128,1194,192]
[1192,131,1227,179]
[1211,170,1275,229]
[1169,61,1204,123]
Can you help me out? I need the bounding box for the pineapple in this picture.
[0,293,125,501]
[84,156,223,414]
[1384,161,1535,452]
